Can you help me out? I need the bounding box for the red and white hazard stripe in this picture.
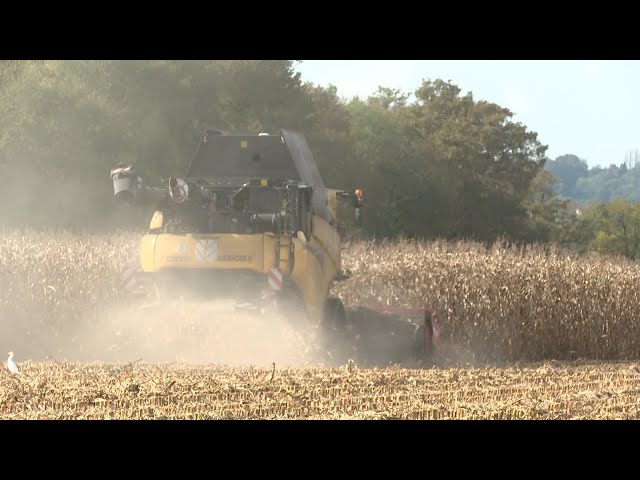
[122,266,142,291]
[267,268,283,291]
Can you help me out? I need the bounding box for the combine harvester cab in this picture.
[111,128,441,364]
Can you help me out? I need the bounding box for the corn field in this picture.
[3,229,640,418]
[2,229,640,363]
[0,228,139,360]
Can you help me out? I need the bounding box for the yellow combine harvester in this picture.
[111,129,439,363]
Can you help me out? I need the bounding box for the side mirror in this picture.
[110,164,140,204]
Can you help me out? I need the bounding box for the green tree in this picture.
[303,83,353,190]
[587,199,640,259]
[0,62,551,245]
[345,89,416,237]
[524,169,570,242]
[544,154,589,198]
[0,60,319,227]
[406,79,547,241]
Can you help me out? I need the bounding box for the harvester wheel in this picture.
[151,276,172,302]
[323,298,346,332]
[320,297,350,364]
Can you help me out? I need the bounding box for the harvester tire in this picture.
[324,298,346,332]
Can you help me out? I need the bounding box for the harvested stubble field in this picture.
[2,361,640,419]
[3,228,640,419]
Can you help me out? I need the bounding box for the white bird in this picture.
[346,358,356,374]
[7,351,18,375]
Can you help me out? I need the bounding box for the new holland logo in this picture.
[195,239,218,262]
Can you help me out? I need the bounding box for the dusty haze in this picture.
[61,300,325,367]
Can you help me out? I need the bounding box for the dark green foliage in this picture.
[346,80,549,241]
[545,154,589,198]
[545,151,640,204]
[560,198,640,260]
[0,61,556,242]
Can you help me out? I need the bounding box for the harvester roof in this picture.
[186,129,332,222]
[186,132,299,181]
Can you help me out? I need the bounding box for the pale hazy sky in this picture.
[295,60,640,168]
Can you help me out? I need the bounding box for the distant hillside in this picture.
[544,153,640,204]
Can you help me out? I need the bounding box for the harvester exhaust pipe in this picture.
[169,177,189,203]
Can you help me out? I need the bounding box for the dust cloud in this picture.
[47,300,330,367]
[2,296,443,369]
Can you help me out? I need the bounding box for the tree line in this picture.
[545,152,640,204]
[1,59,636,259]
